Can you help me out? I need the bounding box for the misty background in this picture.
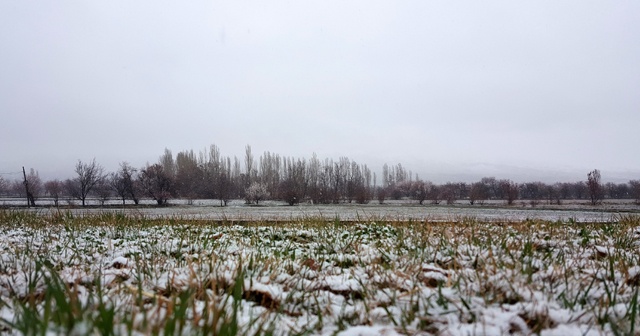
[1,1,639,183]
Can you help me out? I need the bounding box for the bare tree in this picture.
[587,169,603,205]
[572,181,588,199]
[411,180,429,205]
[232,157,244,200]
[427,184,441,205]
[558,182,573,200]
[159,148,176,178]
[457,182,469,200]
[469,182,489,205]
[374,186,386,204]
[499,179,519,205]
[306,154,322,204]
[244,145,256,184]
[331,158,350,203]
[354,183,371,204]
[94,179,112,206]
[630,180,640,204]
[315,162,333,204]
[546,184,561,205]
[0,176,7,196]
[44,180,63,207]
[481,177,499,199]
[72,159,105,207]
[25,169,42,206]
[110,162,139,205]
[520,182,545,207]
[397,180,413,200]
[175,150,203,203]
[200,149,235,206]
[216,167,233,206]
[63,178,80,205]
[110,172,127,205]
[348,162,371,204]
[441,183,458,205]
[605,182,629,199]
[259,151,282,197]
[279,158,307,206]
[551,183,564,205]
[279,179,300,205]
[139,164,174,205]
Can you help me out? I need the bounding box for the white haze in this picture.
[1,1,639,183]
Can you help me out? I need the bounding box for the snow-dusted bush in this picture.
[245,182,269,204]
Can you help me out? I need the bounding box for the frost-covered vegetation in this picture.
[0,211,639,335]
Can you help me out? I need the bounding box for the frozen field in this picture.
[5,198,638,223]
[0,212,639,335]
[104,202,624,223]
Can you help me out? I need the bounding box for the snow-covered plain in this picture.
[4,197,639,223]
[1,213,639,335]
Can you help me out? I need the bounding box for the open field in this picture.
[1,211,639,335]
[3,198,639,223]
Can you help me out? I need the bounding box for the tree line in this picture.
[1,144,639,207]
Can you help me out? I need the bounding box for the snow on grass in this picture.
[0,211,639,335]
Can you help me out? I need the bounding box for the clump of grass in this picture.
[3,261,114,335]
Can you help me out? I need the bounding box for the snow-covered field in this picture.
[1,212,639,335]
[5,197,638,223]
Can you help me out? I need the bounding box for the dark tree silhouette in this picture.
[111,162,140,205]
[587,169,603,205]
[73,159,105,207]
[470,182,489,205]
[139,164,174,205]
[499,179,519,205]
[630,180,640,204]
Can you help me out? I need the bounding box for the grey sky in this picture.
[1,1,639,183]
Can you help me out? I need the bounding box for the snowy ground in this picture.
[1,214,639,335]
[4,197,638,223]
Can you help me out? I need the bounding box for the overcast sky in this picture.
[1,1,639,183]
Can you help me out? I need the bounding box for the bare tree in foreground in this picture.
[73,159,105,207]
